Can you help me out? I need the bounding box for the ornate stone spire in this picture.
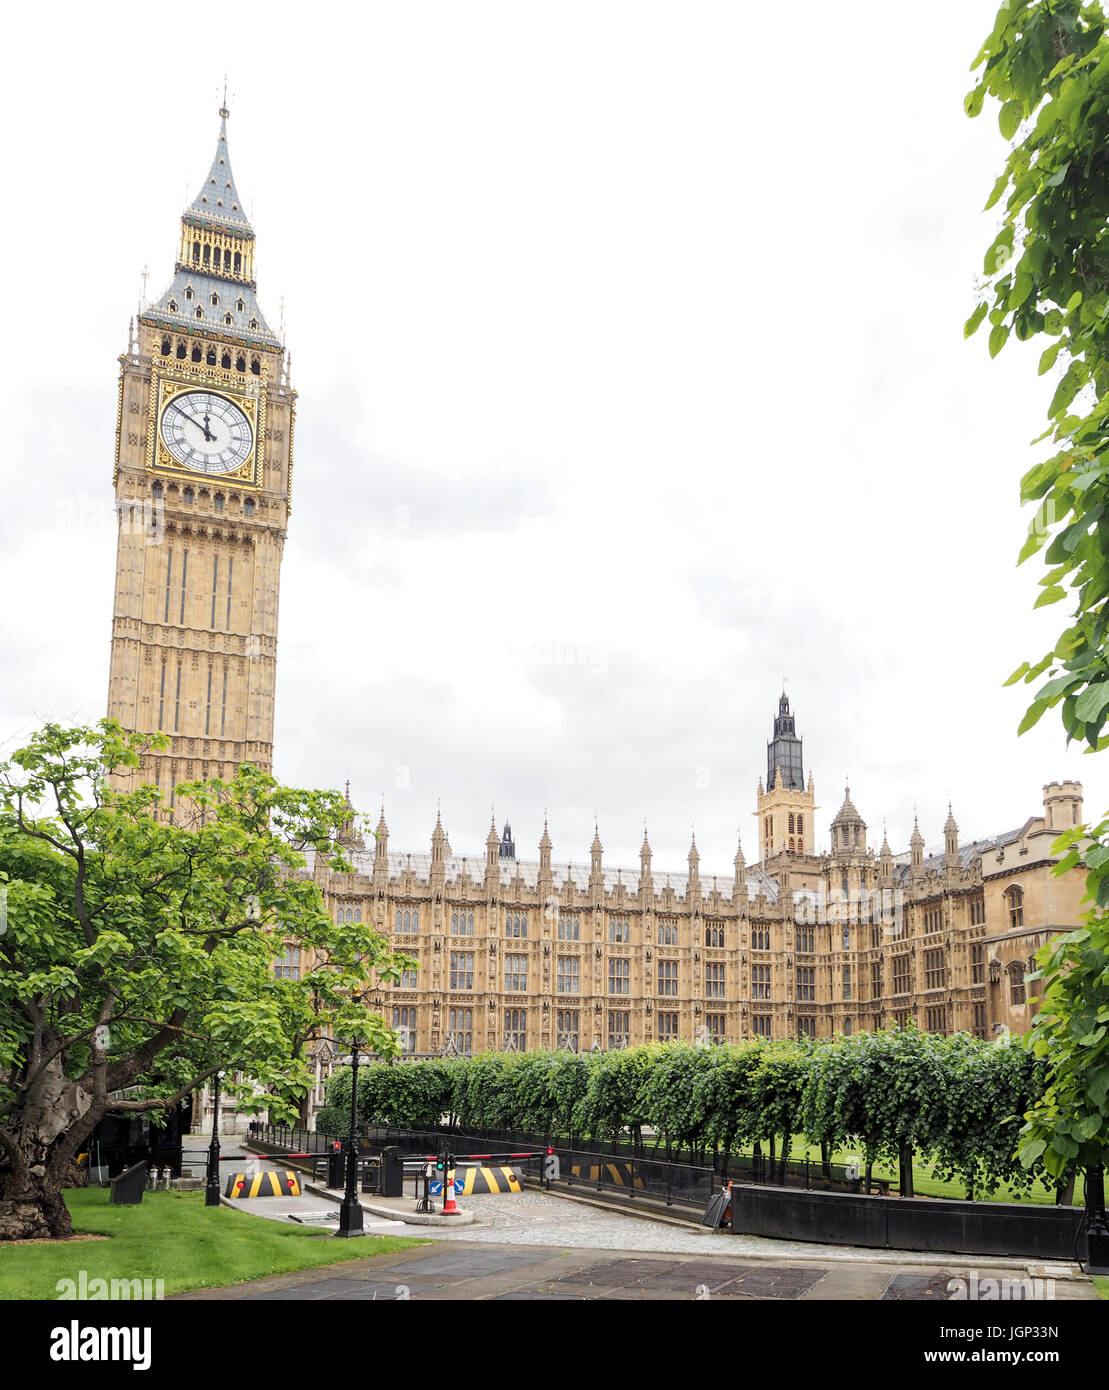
[910,815,925,871]
[335,781,364,851]
[589,823,604,892]
[373,803,388,867]
[944,803,959,867]
[879,825,893,878]
[639,825,653,895]
[431,807,447,864]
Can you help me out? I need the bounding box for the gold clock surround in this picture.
[147,365,264,488]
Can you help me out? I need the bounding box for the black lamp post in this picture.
[336,1045,364,1237]
[1087,1163,1109,1275]
[204,1070,224,1207]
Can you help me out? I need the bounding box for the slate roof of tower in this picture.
[187,109,252,233]
[141,109,281,350]
[143,273,281,349]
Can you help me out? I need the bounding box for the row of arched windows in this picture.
[152,480,255,517]
[192,240,242,274]
[160,335,262,375]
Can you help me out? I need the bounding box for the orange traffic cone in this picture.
[442,1166,462,1215]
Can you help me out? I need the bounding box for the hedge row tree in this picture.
[966,0,1109,1186]
[801,1029,1049,1199]
[319,1030,1060,1196]
[0,721,410,1240]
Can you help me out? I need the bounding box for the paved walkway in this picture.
[176,1185,1098,1302]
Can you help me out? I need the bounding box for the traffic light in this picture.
[435,1154,445,1174]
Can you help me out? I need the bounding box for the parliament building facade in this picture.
[105,112,1090,1124]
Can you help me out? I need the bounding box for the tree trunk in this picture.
[0,1057,99,1241]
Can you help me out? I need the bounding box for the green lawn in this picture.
[1094,1277,1109,1301]
[787,1139,1082,1205]
[0,1188,427,1301]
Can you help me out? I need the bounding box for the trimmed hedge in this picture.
[319,1026,1056,1197]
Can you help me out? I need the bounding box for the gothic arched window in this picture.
[1006,886,1024,930]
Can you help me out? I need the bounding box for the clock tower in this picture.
[107,107,294,801]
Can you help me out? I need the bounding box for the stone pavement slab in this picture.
[173,1237,1100,1302]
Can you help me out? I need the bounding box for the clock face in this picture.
[160,390,253,475]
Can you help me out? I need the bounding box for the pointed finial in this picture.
[221,74,229,118]
[345,779,350,801]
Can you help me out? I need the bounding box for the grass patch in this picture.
[782,1140,1081,1205]
[1094,1277,1109,1301]
[0,1188,427,1300]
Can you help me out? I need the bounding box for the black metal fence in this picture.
[251,1120,879,1210]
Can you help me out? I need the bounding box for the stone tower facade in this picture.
[107,108,294,801]
[756,694,816,858]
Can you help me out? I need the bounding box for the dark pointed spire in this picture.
[767,691,803,790]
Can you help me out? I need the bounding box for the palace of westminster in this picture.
[105,110,1089,1119]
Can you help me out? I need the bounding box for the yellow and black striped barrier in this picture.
[456,1165,522,1195]
[224,1170,301,1198]
[569,1161,644,1189]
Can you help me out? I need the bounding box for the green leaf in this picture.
[1043,161,1071,189]
[1039,341,1063,375]
[965,302,988,338]
[1004,661,1031,687]
[989,323,1010,358]
[1074,684,1109,723]
[1009,272,1034,310]
[1033,585,1066,608]
[965,84,986,118]
[999,100,1022,140]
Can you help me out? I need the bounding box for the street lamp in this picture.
[336,1045,364,1237]
[204,1070,225,1207]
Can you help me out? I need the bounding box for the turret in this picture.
[734,835,747,902]
[910,817,924,872]
[831,785,866,857]
[1043,780,1083,831]
[590,824,604,894]
[944,804,959,869]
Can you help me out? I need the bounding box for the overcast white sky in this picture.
[1,1,1104,878]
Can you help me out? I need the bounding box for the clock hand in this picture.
[201,414,216,443]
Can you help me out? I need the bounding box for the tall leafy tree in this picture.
[966,0,1109,1184]
[0,721,408,1240]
